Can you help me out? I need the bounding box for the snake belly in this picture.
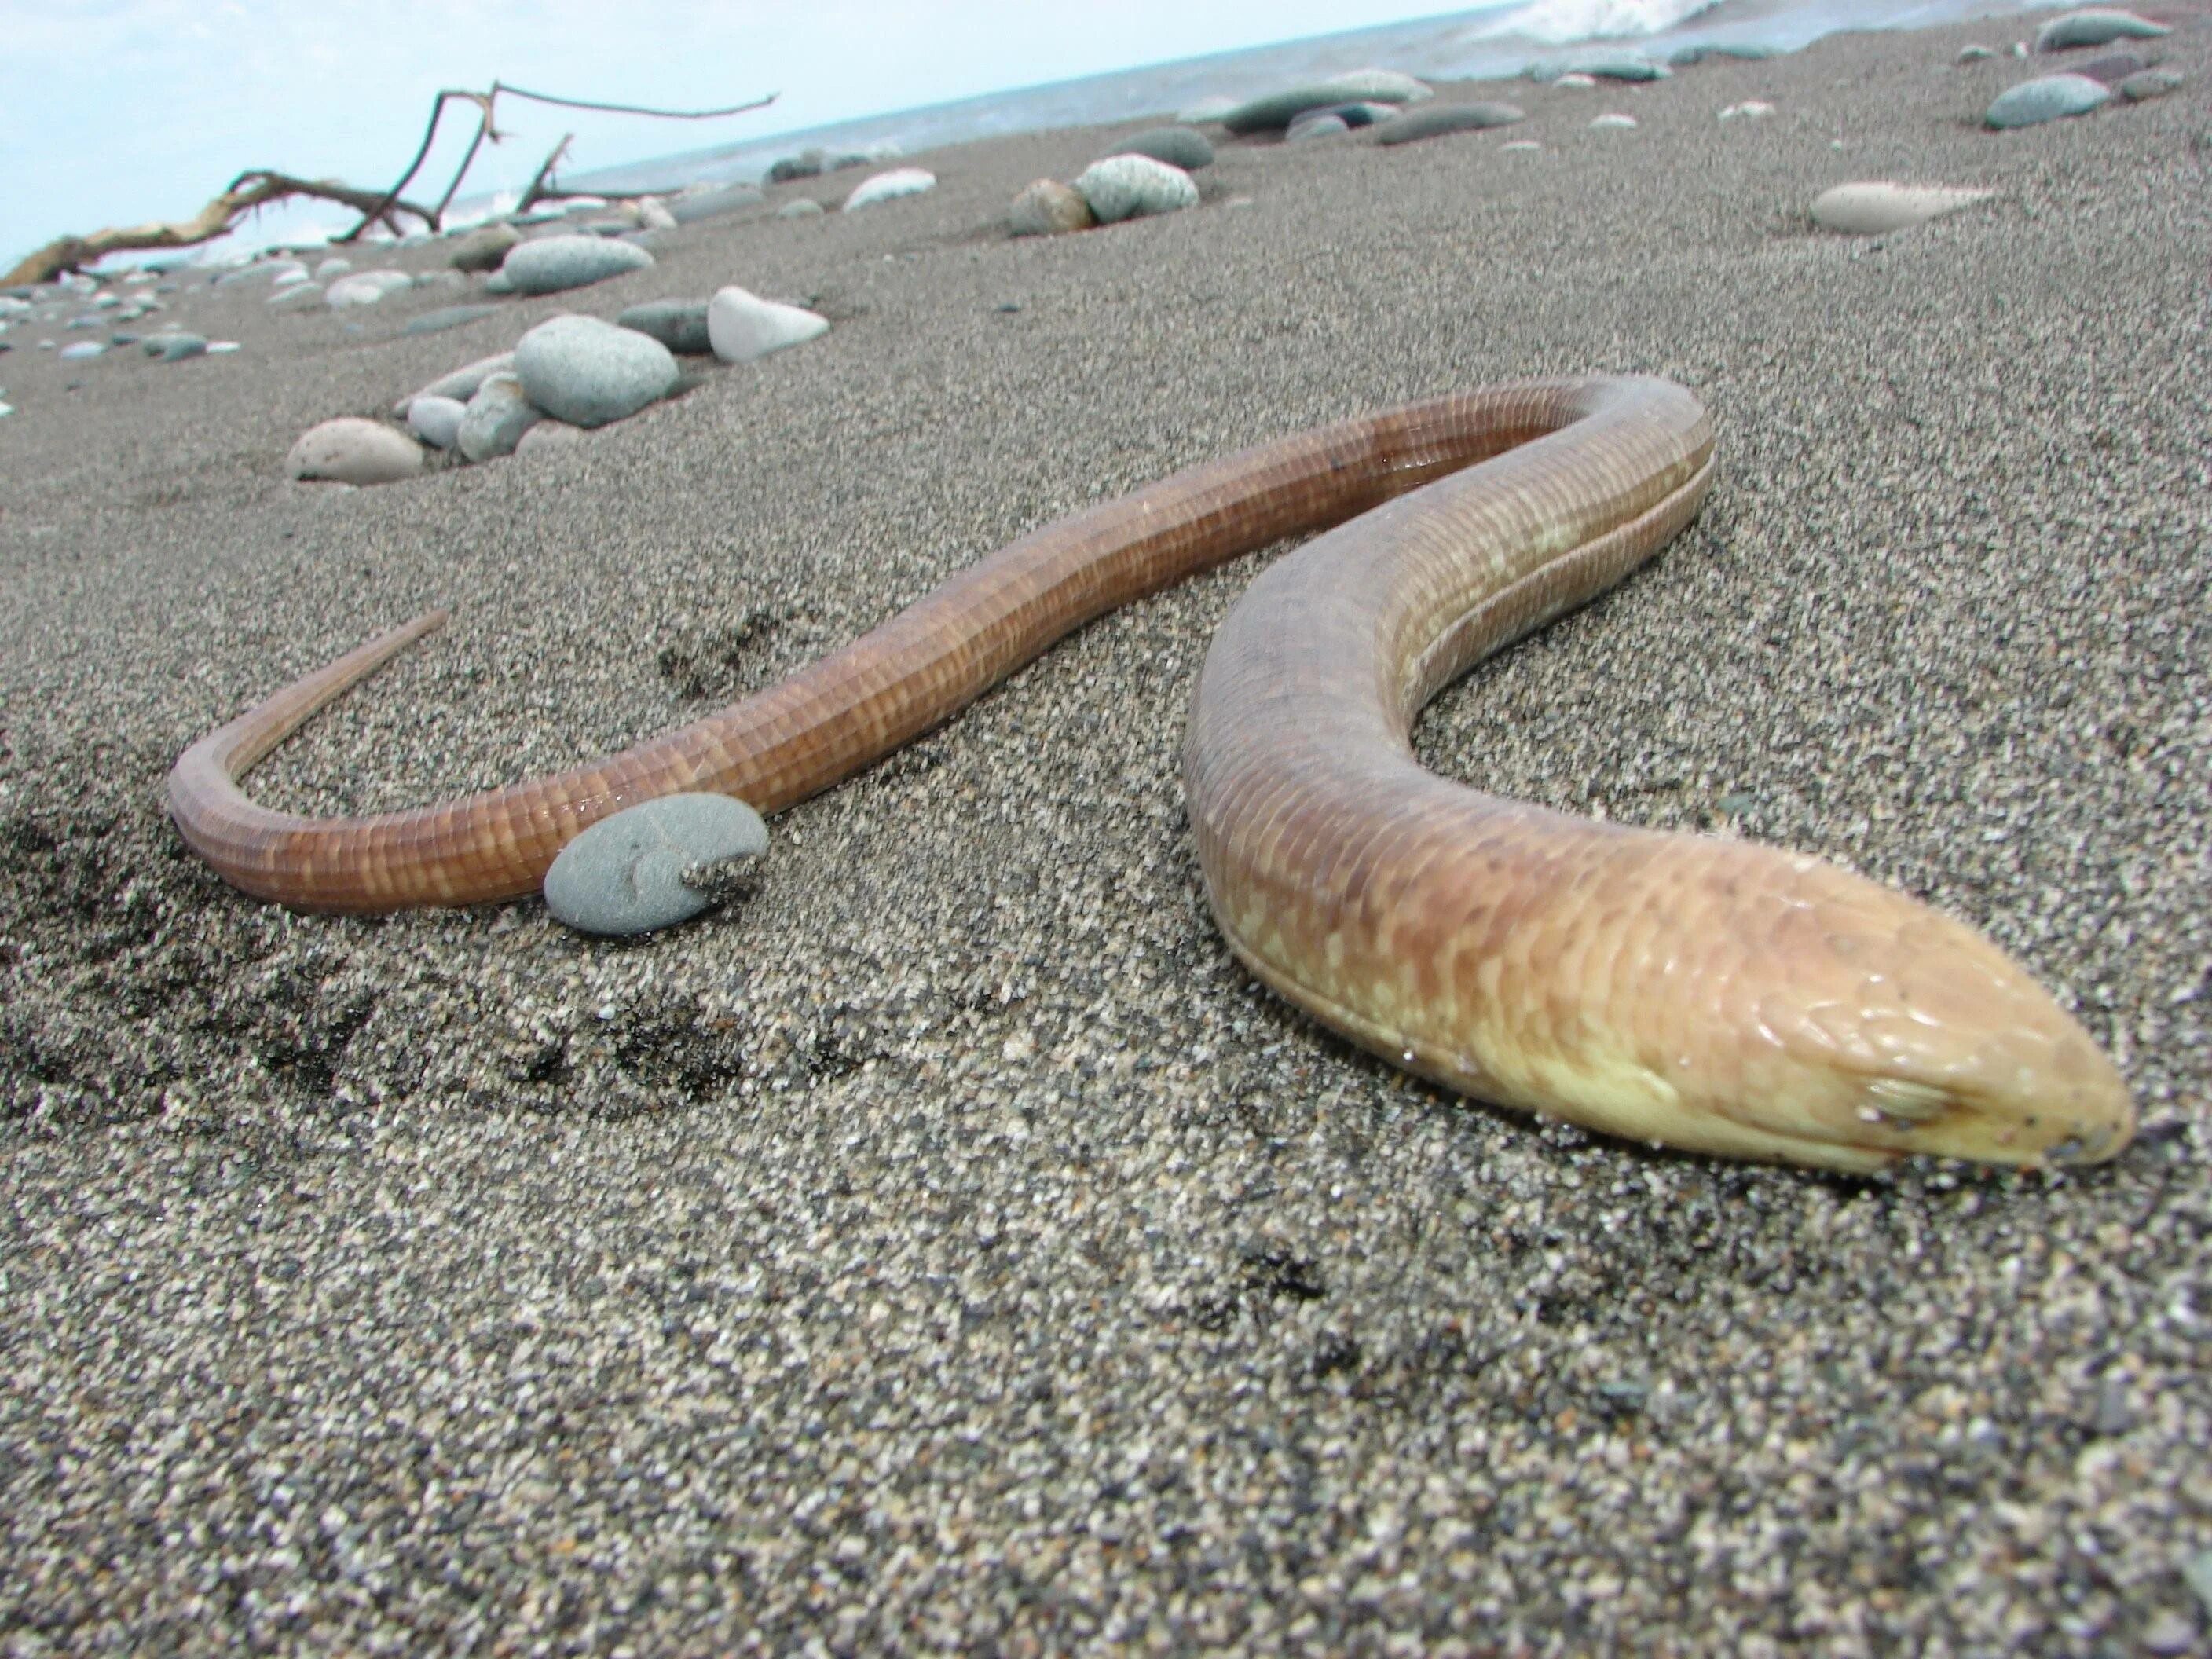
[167,376,2133,1170]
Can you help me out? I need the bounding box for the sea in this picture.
[551,0,2086,203]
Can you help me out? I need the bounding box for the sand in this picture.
[1,11,2207,1653]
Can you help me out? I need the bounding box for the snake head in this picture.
[1673,846,2136,1172]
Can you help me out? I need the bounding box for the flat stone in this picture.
[1591,112,1640,129]
[776,199,826,219]
[2121,68,2185,101]
[844,168,937,211]
[542,793,767,936]
[1811,181,1996,234]
[266,283,324,309]
[1374,102,1525,145]
[618,299,714,354]
[286,416,423,485]
[1220,71,1431,134]
[1009,179,1095,237]
[656,183,759,226]
[145,333,208,362]
[57,341,104,360]
[706,286,830,363]
[314,256,352,279]
[1287,113,1350,142]
[1102,127,1213,170]
[325,270,413,309]
[1986,72,2111,128]
[2035,9,2170,50]
[406,394,466,449]
[1958,43,1998,62]
[1074,155,1199,224]
[403,303,501,338]
[449,224,521,271]
[1535,51,1669,82]
[513,313,679,428]
[499,235,654,297]
[1668,42,1779,65]
[2072,50,2151,85]
[456,373,542,462]
[402,350,515,413]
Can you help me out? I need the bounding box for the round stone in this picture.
[286,417,424,485]
[670,184,765,223]
[1073,155,1199,225]
[1287,113,1350,142]
[145,333,208,362]
[1591,112,1640,129]
[484,271,515,295]
[498,235,654,297]
[267,283,324,309]
[325,270,413,309]
[1986,73,2112,128]
[401,350,515,413]
[1374,102,1525,145]
[314,256,353,279]
[1221,74,1431,135]
[1009,179,1095,237]
[2119,68,2183,101]
[513,313,679,428]
[2035,9,2170,51]
[1103,127,1213,170]
[456,374,543,462]
[449,223,520,272]
[406,394,466,449]
[1811,182,1996,235]
[706,286,830,363]
[776,199,826,219]
[844,168,937,211]
[543,793,768,936]
[58,341,104,360]
[617,299,714,354]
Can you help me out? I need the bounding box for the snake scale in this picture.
[168,376,2133,1171]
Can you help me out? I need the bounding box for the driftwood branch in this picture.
[2,171,437,287]
[340,80,776,244]
[515,135,577,214]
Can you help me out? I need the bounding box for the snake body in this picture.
[168,377,2133,1170]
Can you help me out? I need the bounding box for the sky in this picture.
[0,1,1501,265]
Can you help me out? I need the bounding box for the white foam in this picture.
[1467,0,1725,44]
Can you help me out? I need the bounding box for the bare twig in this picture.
[339,80,775,243]
[2,171,437,287]
[515,136,577,214]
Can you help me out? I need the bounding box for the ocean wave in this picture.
[1464,0,1727,44]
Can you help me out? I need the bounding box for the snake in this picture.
[167,376,2133,1172]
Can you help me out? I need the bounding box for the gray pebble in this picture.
[1219,72,1430,134]
[617,299,714,354]
[483,271,515,295]
[2090,1373,2135,1435]
[669,183,767,224]
[402,303,501,338]
[405,394,465,449]
[1101,127,1214,170]
[144,333,207,362]
[499,235,654,297]
[2035,8,2171,51]
[1073,155,1199,223]
[2121,68,2184,101]
[456,372,542,462]
[775,198,826,220]
[1986,72,2111,127]
[1287,112,1350,142]
[542,793,767,936]
[404,350,515,411]
[513,313,679,428]
[1374,101,1526,145]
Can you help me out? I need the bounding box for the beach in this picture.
[1,9,2207,1653]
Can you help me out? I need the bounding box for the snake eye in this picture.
[1862,1077,1953,1126]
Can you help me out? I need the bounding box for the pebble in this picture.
[1373,101,1525,145]
[1985,72,2111,127]
[668,183,766,223]
[406,394,466,449]
[325,270,413,309]
[266,283,324,309]
[2121,68,2184,101]
[1591,112,1640,129]
[402,303,501,338]
[449,223,520,272]
[285,416,424,485]
[145,333,207,362]
[402,350,516,412]
[484,271,515,295]
[1553,72,1599,89]
[1719,100,1777,119]
[1008,179,1096,237]
[1219,71,1431,134]
[1287,112,1350,142]
[514,419,586,461]
[314,256,352,279]
[617,299,714,354]
[775,199,826,219]
[1668,42,1778,66]
[1074,155,1199,224]
[1501,139,1543,152]
[1810,181,1995,233]
[205,342,241,355]
[2034,9,2170,50]
[541,793,767,936]
[2072,50,2151,85]
[271,268,310,288]
[57,341,104,361]
[456,372,543,462]
[1102,127,1214,170]
[1177,94,1238,124]
[499,235,654,296]
[1958,43,1997,62]
[1536,51,1669,82]
[843,168,937,211]
[636,197,678,232]
[705,286,830,363]
[513,313,679,428]
[2141,1612,2199,1657]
